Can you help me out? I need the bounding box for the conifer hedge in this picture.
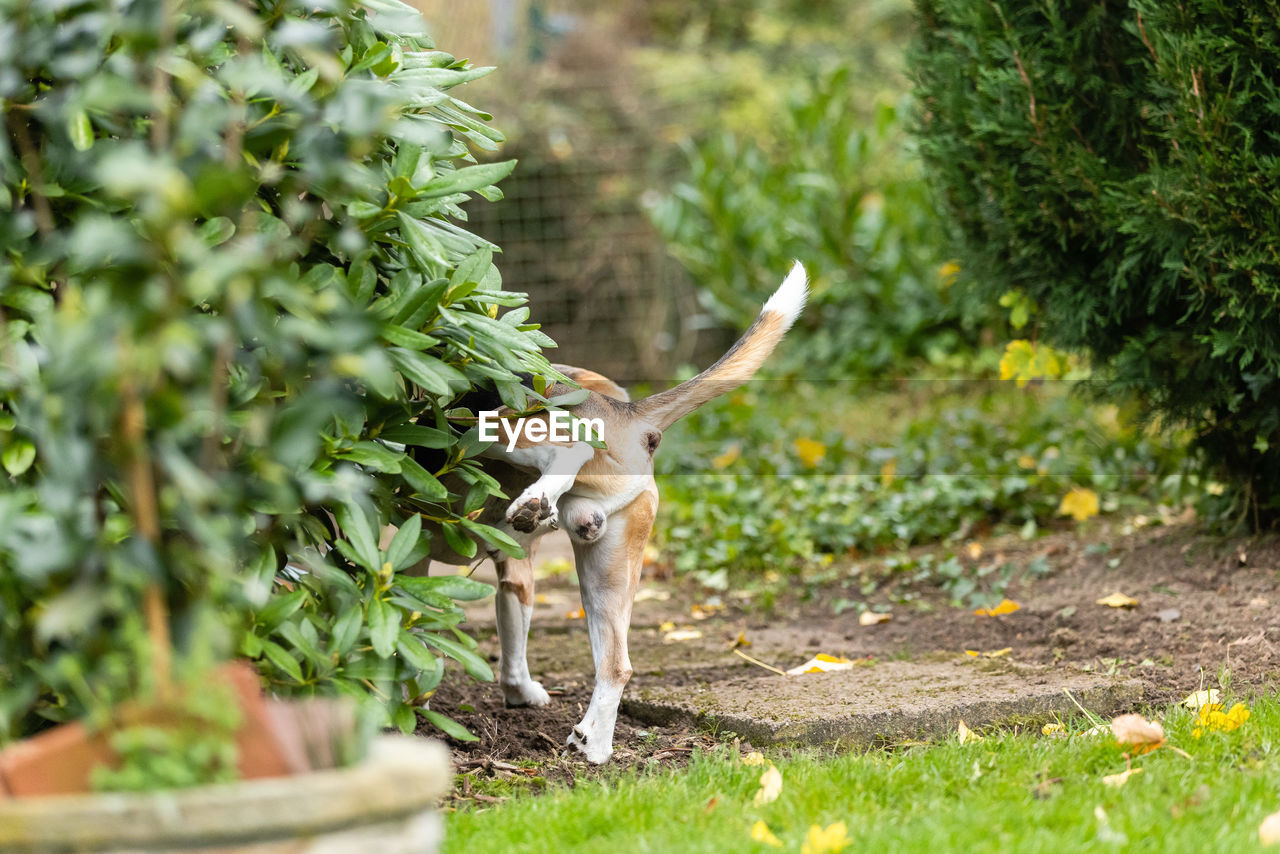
[912,0,1280,523]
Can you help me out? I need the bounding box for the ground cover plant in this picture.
[0,0,558,748]
[654,379,1190,602]
[912,0,1280,524]
[444,694,1280,853]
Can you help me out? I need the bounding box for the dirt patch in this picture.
[793,525,1280,704]
[426,523,1280,800]
[420,668,721,802]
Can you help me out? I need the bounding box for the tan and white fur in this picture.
[417,262,807,763]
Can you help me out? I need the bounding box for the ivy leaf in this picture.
[2,439,36,476]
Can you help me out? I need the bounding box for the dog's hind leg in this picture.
[566,490,656,763]
[495,549,551,708]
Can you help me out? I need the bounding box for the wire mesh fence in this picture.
[414,0,733,385]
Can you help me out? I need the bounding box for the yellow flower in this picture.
[1193,702,1250,737]
[938,260,961,285]
[879,458,897,487]
[1017,454,1038,469]
[751,821,784,848]
[794,437,827,469]
[802,822,852,854]
[1058,486,1100,521]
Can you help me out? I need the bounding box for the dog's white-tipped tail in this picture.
[762,260,808,327]
[636,262,808,431]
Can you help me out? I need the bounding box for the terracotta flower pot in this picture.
[0,662,293,798]
[0,735,451,854]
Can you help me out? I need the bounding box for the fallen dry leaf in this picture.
[1181,689,1221,709]
[740,751,768,766]
[966,541,984,560]
[691,602,725,620]
[957,720,983,744]
[973,598,1020,617]
[1111,713,1165,753]
[1102,767,1143,788]
[663,628,702,644]
[728,630,751,649]
[1058,486,1100,521]
[751,820,784,849]
[659,620,675,633]
[859,611,891,626]
[753,764,783,805]
[711,443,741,470]
[801,822,852,854]
[964,647,1013,658]
[564,606,585,620]
[1259,810,1280,846]
[1042,723,1066,737]
[634,588,671,603]
[785,653,854,676]
[1096,591,1139,609]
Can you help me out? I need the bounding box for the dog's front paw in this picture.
[502,679,552,708]
[507,492,554,533]
[566,724,612,764]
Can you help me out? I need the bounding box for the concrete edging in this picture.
[0,736,451,854]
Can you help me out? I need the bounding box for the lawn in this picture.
[444,696,1280,853]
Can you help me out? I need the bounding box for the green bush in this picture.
[911,0,1280,524]
[650,68,988,378]
[0,0,556,744]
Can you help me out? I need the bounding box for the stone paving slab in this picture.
[623,660,1142,746]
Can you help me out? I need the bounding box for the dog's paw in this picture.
[501,679,552,708]
[507,492,554,534]
[566,724,613,764]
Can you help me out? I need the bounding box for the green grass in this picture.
[444,697,1280,853]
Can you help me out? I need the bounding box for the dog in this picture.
[415,261,807,763]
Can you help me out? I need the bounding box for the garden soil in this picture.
[422,522,1279,798]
